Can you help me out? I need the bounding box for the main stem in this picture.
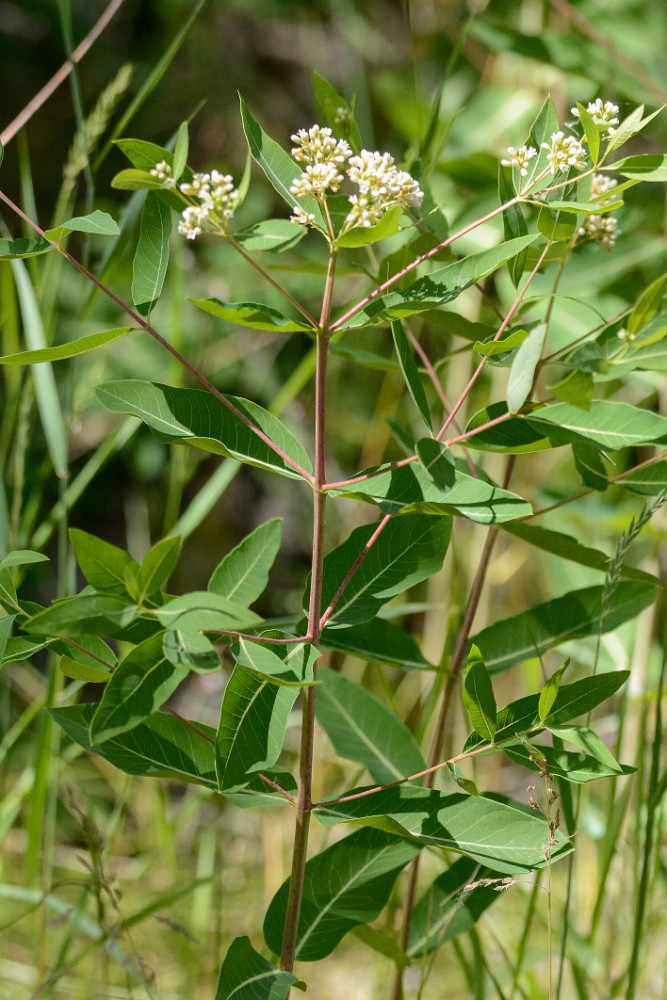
[280,249,336,974]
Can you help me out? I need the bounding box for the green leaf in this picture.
[572,441,608,491]
[507,323,547,414]
[336,206,402,248]
[627,273,667,337]
[157,592,263,633]
[263,828,421,961]
[111,168,166,191]
[96,381,313,480]
[603,105,662,156]
[621,460,667,496]
[319,618,432,671]
[135,535,181,601]
[215,937,297,1000]
[537,205,577,243]
[90,633,188,743]
[311,69,362,150]
[465,401,549,453]
[330,462,531,524]
[548,368,593,410]
[318,514,451,628]
[26,593,138,638]
[0,614,15,663]
[463,646,497,742]
[338,236,539,330]
[45,210,120,242]
[216,665,299,791]
[416,439,456,492]
[0,550,49,572]
[473,329,528,358]
[313,785,571,874]
[605,154,667,181]
[538,660,570,723]
[191,297,313,333]
[0,236,52,260]
[574,102,600,164]
[464,671,630,751]
[208,519,282,606]
[1,636,51,665]
[504,741,631,783]
[69,528,140,596]
[408,858,503,957]
[500,522,657,586]
[59,654,112,684]
[223,768,298,810]
[50,703,219,789]
[132,192,172,316]
[498,164,527,287]
[523,95,560,188]
[232,637,319,687]
[315,669,426,783]
[391,322,431,429]
[525,400,667,451]
[163,629,220,674]
[0,327,135,365]
[471,583,656,675]
[234,219,307,253]
[239,96,324,227]
[547,725,622,771]
[172,121,189,182]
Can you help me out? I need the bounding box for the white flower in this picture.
[291,206,316,226]
[590,172,618,204]
[176,169,239,239]
[577,213,620,250]
[541,131,587,175]
[572,99,619,134]
[344,149,423,228]
[178,204,210,240]
[150,160,176,188]
[500,145,537,176]
[290,162,344,198]
[291,125,351,166]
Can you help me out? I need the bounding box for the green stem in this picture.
[280,249,336,975]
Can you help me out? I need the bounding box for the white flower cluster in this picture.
[500,145,537,176]
[589,171,618,204]
[572,99,619,134]
[288,124,423,231]
[577,213,620,250]
[541,131,587,175]
[149,161,239,240]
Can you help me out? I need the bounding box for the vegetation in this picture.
[1,2,666,998]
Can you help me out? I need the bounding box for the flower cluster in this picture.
[500,145,537,177]
[288,124,423,232]
[577,212,620,251]
[589,171,618,204]
[572,99,620,134]
[541,131,587,175]
[149,161,239,240]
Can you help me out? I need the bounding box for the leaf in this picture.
[498,164,527,287]
[239,96,324,227]
[621,460,667,496]
[132,192,172,316]
[208,519,282,606]
[69,528,140,596]
[538,661,570,723]
[313,785,571,875]
[465,402,550,453]
[473,329,528,357]
[163,630,220,674]
[45,210,120,242]
[172,121,189,182]
[573,441,608,491]
[547,725,622,771]
[330,462,531,524]
[0,550,49,572]
[463,646,497,742]
[26,593,138,638]
[157,592,263,633]
[223,768,298,810]
[408,857,503,957]
[234,219,307,253]
[314,669,426,783]
[232,637,319,687]
[319,618,432,671]
[548,368,593,410]
[216,665,299,792]
[507,323,547,413]
[574,102,600,164]
[470,583,656,675]
[504,742,631,784]
[391,322,431,429]
[464,671,630,751]
[191,297,313,333]
[311,69,361,150]
[111,168,166,191]
[627,273,667,337]
[338,236,539,330]
[501,521,658,587]
[605,154,667,181]
[0,327,135,365]
[263,828,421,961]
[536,205,577,242]
[525,400,667,451]
[59,654,112,684]
[523,95,560,188]
[337,206,402,248]
[135,535,182,601]
[0,236,52,259]
[1,636,51,665]
[90,633,188,743]
[50,704,219,789]
[416,439,456,493]
[0,614,15,663]
[317,514,452,628]
[603,105,662,156]
[96,381,313,480]
[114,138,174,172]
[215,937,297,1000]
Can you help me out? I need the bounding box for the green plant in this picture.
[2,67,667,1000]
